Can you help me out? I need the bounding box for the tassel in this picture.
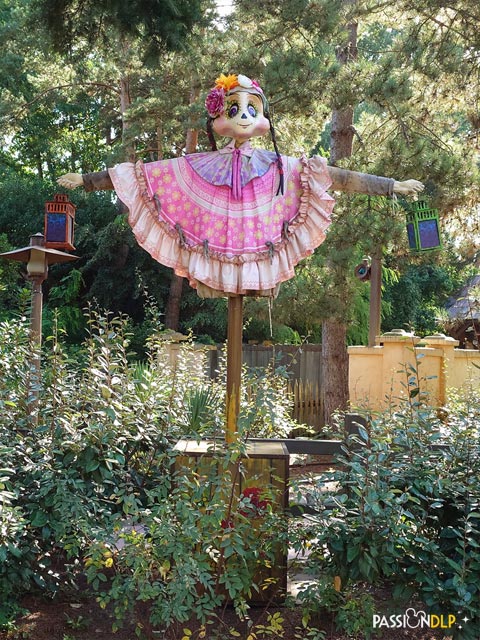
[282,220,290,240]
[203,239,210,259]
[174,223,187,248]
[265,241,275,262]
[153,194,162,212]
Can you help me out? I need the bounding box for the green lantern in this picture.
[405,200,442,252]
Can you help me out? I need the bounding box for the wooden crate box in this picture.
[174,439,289,603]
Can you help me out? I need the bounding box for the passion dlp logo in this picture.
[373,608,457,630]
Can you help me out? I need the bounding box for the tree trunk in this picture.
[119,74,135,162]
[164,79,201,330]
[322,12,358,425]
[322,319,350,422]
[164,274,184,330]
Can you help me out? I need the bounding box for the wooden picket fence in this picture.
[287,379,323,430]
[206,344,324,430]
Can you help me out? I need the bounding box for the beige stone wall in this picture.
[348,330,480,411]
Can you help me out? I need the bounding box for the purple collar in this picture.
[185,141,277,198]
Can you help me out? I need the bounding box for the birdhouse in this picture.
[354,257,371,281]
[44,194,76,251]
[406,200,442,252]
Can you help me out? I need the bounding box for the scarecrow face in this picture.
[213,91,270,142]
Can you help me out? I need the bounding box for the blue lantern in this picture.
[44,194,76,251]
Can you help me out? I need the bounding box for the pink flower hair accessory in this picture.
[205,87,225,118]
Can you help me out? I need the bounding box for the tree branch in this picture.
[2,81,120,124]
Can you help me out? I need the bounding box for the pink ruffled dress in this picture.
[108,140,334,297]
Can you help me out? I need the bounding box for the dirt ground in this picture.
[0,593,448,640]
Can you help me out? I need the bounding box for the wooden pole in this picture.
[29,275,45,425]
[226,294,243,443]
[368,250,382,347]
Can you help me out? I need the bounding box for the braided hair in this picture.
[266,111,284,196]
[206,116,218,151]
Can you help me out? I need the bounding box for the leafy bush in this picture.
[291,402,480,639]
[84,441,286,635]
[0,309,197,609]
[0,308,296,633]
[4,305,480,638]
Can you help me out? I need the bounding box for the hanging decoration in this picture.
[405,200,442,252]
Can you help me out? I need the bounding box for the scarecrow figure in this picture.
[58,73,423,297]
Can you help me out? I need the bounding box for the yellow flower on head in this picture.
[215,73,239,91]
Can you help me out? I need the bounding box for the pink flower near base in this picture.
[241,487,269,511]
[221,487,270,529]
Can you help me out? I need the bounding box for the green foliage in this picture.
[383,263,460,335]
[0,308,298,631]
[290,401,480,639]
[180,294,228,344]
[2,308,480,637]
[0,233,28,320]
[180,385,223,436]
[240,362,297,438]
[0,310,185,606]
[0,172,49,244]
[35,0,207,63]
[85,443,286,634]
[299,580,376,639]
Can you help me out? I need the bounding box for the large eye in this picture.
[227,103,239,119]
[247,103,257,117]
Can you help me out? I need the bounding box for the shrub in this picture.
[0,309,199,608]
[84,441,287,635]
[291,403,480,639]
[0,309,294,633]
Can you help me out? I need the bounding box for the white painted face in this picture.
[212,91,270,143]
